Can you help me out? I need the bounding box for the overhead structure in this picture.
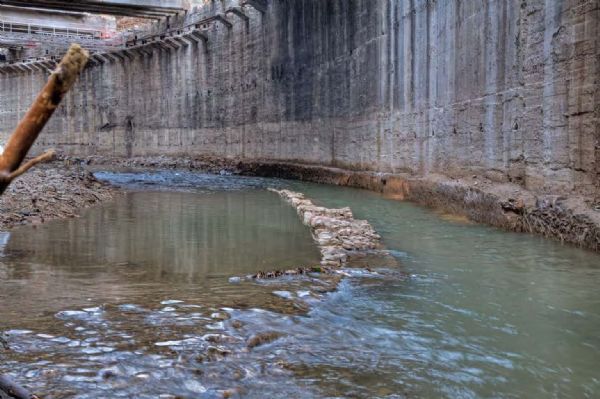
[0,0,189,60]
[0,5,121,56]
[0,5,114,38]
[242,0,266,13]
[0,38,23,49]
[0,0,188,19]
[0,0,270,67]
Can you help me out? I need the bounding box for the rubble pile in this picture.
[269,189,382,267]
[0,163,116,230]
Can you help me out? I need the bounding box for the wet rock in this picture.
[268,189,382,267]
[231,190,389,287]
[0,334,9,351]
[210,311,231,321]
[292,301,310,312]
[230,320,244,329]
[272,290,293,300]
[221,388,242,398]
[250,267,314,279]
[244,265,330,281]
[201,333,238,344]
[246,331,284,349]
[99,368,119,380]
[160,300,184,305]
[196,346,231,362]
[184,379,207,394]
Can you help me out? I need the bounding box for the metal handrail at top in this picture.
[0,20,104,39]
[124,13,236,47]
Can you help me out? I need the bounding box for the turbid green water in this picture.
[288,181,600,398]
[1,170,599,398]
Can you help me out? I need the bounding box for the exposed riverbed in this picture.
[1,170,599,398]
[0,162,116,230]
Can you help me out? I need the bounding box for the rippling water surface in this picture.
[1,171,599,398]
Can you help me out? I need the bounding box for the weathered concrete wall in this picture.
[0,0,598,197]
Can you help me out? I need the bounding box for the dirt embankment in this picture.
[0,161,116,230]
[240,161,600,252]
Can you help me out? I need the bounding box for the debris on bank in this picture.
[0,162,116,230]
[233,189,386,283]
[269,189,382,267]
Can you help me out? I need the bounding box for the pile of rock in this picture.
[269,189,382,267]
[0,162,116,230]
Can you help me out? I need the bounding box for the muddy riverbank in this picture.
[0,160,117,230]
[84,155,600,252]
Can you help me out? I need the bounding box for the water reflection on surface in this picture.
[290,181,600,398]
[1,171,599,398]
[0,188,321,321]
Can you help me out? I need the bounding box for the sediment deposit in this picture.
[0,161,116,230]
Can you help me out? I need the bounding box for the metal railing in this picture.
[0,20,126,64]
[0,20,104,39]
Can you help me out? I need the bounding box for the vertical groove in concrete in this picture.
[0,0,597,198]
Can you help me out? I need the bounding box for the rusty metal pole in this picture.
[0,44,89,399]
[0,44,89,195]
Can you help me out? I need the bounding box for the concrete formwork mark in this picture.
[173,36,190,47]
[40,60,55,68]
[90,53,107,63]
[164,37,181,49]
[128,45,152,56]
[241,0,266,14]
[104,52,121,62]
[156,41,173,51]
[226,7,249,21]
[200,14,233,29]
[118,49,134,60]
[188,29,208,43]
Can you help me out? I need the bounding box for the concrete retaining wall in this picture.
[0,0,598,197]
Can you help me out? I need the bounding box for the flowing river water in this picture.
[1,170,599,398]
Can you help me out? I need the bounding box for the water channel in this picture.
[1,170,599,398]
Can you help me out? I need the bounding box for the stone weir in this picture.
[268,189,382,268]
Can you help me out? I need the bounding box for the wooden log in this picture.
[0,44,88,399]
[0,44,89,195]
[0,375,39,399]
